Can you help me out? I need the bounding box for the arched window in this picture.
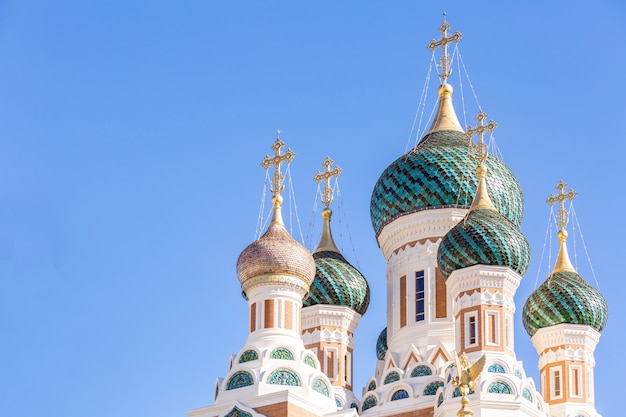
[488,381,512,394]
[361,395,378,411]
[226,371,254,390]
[488,363,506,373]
[312,377,330,397]
[391,389,409,401]
[437,393,444,407]
[225,407,252,417]
[383,371,400,384]
[411,365,433,377]
[239,350,258,363]
[367,380,376,391]
[304,354,316,368]
[270,347,294,360]
[267,368,300,386]
[424,381,444,396]
[522,388,533,402]
[514,369,523,379]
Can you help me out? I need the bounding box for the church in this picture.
[187,18,608,417]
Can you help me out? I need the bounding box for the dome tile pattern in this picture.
[375,327,388,360]
[303,250,370,315]
[437,208,530,279]
[522,270,608,337]
[236,222,315,288]
[370,130,523,236]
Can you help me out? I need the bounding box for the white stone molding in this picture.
[377,207,467,260]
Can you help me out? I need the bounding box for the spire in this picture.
[546,180,578,274]
[425,16,464,134]
[466,110,498,211]
[313,156,342,253]
[260,135,295,227]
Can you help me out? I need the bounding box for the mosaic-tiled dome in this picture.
[437,208,530,279]
[304,250,370,315]
[370,130,523,236]
[376,327,388,360]
[522,270,608,337]
[236,200,315,290]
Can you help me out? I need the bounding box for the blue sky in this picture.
[0,1,624,416]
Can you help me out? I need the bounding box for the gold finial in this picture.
[313,156,342,208]
[427,14,463,82]
[466,111,498,211]
[452,352,486,417]
[546,180,578,274]
[313,157,342,254]
[261,136,296,199]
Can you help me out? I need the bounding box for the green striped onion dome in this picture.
[376,327,387,360]
[437,208,530,279]
[522,270,608,337]
[370,130,523,236]
[304,251,370,316]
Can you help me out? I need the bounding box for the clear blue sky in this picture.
[0,2,623,416]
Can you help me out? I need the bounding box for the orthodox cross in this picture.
[466,110,498,164]
[260,137,295,198]
[546,180,577,230]
[427,15,463,82]
[313,156,342,208]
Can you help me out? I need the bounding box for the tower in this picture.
[189,138,352,417]
[301,157,371,411]
[522,181,608,417]
[435,112,546,417]
[362,17,527,417]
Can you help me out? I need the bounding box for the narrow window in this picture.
[487,312,497,344]
[570,366,581,397]
[551,368,562,399]
[264,300,274,329]
[505,316,512,348]
[469,315,477,345]
[250,302,257,333]
[415,271,425,322]
[400,275,407,327]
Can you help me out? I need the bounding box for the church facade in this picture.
[188,19,607,417]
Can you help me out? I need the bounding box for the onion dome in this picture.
[304,209,370,314]
[370,83,523,237]
[236,194,316,295]
[375,327,388,360]
[522,229,608,337]
[437,156,530,279]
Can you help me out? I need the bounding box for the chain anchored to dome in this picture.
[427,14,463,83]
[313,156,342,208]
[260,136,295,200]
[546,180,578,274]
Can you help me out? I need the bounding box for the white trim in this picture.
[324,347,339,382]
[550,366,563,400]
[569,364,583,398]
[484,310,500,346]
[464,311,479,349]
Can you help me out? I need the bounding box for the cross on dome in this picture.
[427,14,463,82]
[546,180,577,230]
[260,137,295,199]
[466,110,498,164]
[313,156,342,208]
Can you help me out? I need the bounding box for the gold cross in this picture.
[466,110,498,164]
[260,137,295,198]
[427,14,463,82]
[313,156,342,208]
[546,180,577,230]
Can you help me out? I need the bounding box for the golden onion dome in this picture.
[236,195,316,296]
